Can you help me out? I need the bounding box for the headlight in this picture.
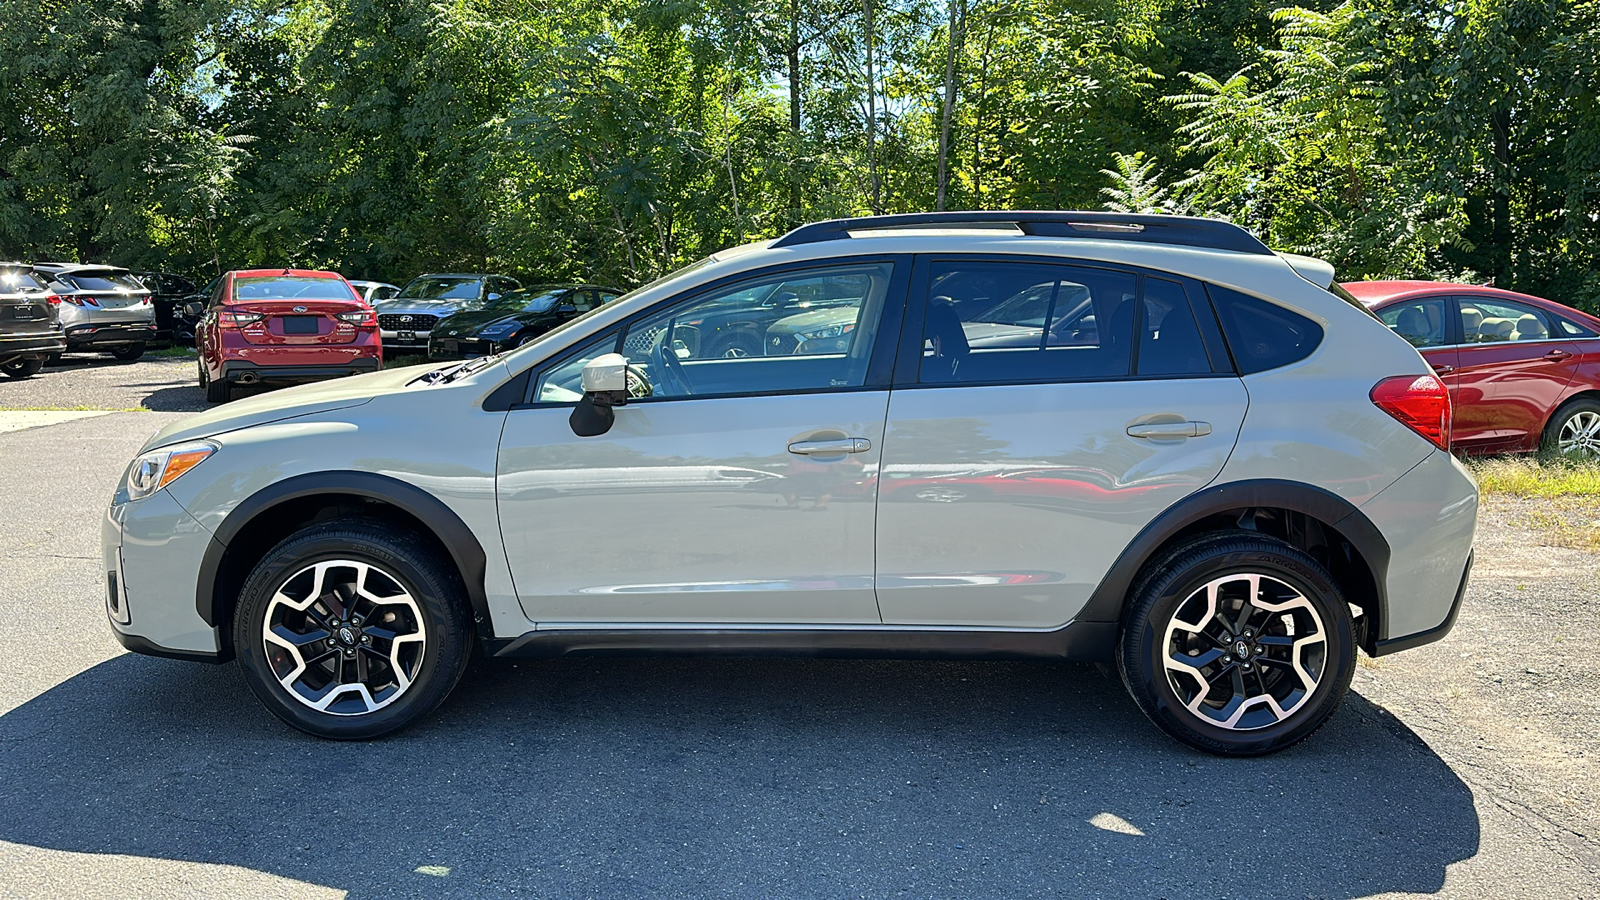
[123,441,217,502]
[797,322,854,341]
[479,320,520,339]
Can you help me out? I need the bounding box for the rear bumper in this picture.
[64,322,157,348]
[0,332,67,360]
[220,358,381,383]
[1372,552,1472,656]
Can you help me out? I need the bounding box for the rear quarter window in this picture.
[1206,284,1324,375]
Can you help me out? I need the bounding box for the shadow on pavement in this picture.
[0,654,1479,898]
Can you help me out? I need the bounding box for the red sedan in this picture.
[196,269,382,403]
[1346,280,1600,456]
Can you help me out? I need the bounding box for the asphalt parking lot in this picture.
[1,358,1597,898]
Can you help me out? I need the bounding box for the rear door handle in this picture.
[1431,364,1455,375]
[1545,349,1573,361]
[788,438,871,455]
[1127,421,1212,440]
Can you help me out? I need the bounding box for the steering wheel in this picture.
[648,326,694,397]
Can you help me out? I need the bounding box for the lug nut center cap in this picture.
[1233,639,1251,659]
[337,625,360,647]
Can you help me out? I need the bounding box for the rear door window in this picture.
[60,272,145,292]
[1458,297,1553,343]
[917,261,1137,384]
[1377,297,1449,348]
[1207,285,1323,374]
[1139,278,1213,376]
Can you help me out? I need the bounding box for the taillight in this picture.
[1371,374,1451,450]
[44,294,61,306]
[60,294,87,307]
[219,310,264,328]
[337,309,376,326]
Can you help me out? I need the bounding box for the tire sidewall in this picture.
[1122,538,1355,756]
[1545,398,1600,454]
[233,526,470,740]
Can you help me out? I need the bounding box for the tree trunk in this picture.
[863,0,880,214]
[787,0,803,229]
[935,0,966,211]
[1490,107,1513,285]
[972,17,994,204]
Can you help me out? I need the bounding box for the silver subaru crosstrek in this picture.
[104,212,1476,755]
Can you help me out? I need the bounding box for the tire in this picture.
[110,342,145,362]
[1,356,44,379]
[232,519,474,740]
[1117,532,1356,756]
[44,353,61,365]
[199,358,231,403]
[707,329,762,359]
[1543,398,1600,459]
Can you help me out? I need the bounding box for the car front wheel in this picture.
[1118,532,1355,756]
[232,519,474,739]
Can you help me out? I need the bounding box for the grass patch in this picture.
[1467,455,1600,498]
[145,345,196,358]
[0,405,144,412]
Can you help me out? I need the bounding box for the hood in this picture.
[432,309,533,336]
[141,364,444,452]
[768,306,858,335]
[375,298,478,314]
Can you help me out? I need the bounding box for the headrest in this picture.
[1460,307,1483,332]
[1479,317,1514,340]
[1514,314,1547,340]
[1396,307,1430,336]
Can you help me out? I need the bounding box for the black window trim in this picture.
[509,254,912,409]
[891,253,1238,390]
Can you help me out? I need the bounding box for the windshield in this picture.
[59,271,145,292]
[233,276,357,301]
[398,276,482,300]
[491,289,564,313]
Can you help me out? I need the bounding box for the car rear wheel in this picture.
[232,519,473,739]
[1,357,43,379]
[199,357,230,403]
[110,342,145,362]
[1118,532,1355,756]
[1544,398,1600,459]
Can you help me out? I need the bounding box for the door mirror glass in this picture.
[183,300,205,319]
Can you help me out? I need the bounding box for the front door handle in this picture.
[1127,421,1212,440]
[1545,349,1573,361]
[788,437,871,455]
[1431,364,1456,375]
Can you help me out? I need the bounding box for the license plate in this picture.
[6,305,39,319]
[282,315,319,335]
[440,340,459,354]
[397,330,415,342]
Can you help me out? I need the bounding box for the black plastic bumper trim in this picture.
[485,621,1120,662]
[220,360,381,382]
[111,625,228,664]
[1371,552,1472,657]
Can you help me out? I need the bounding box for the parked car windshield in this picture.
[490,288,565,313]
[233,276,356,301]
[397,276,482,300]
[58,271,146,292]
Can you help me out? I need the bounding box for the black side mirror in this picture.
[569,354,631,437]
[183,301,205,319]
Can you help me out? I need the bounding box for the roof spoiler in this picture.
[1278,252,1336,289]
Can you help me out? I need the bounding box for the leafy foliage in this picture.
[0,0,1594,310]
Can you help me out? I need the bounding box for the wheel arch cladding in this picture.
[196,472,492,653]
[1079,479,1390,654]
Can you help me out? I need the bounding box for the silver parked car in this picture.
[348,279,400,304]
[33,263,157,360]
[104,212,1476,755]
[372,273,521,355]
[0,262,65,378]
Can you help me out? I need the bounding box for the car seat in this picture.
[1478,317,1514,342]
[923,298,970,381]
[1513,314,1548,341]
[1460,306,1483,341]
[1396,306,1433,344]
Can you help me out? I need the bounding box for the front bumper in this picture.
[65,322,157,349]
[378,328,432,353]
[429,336,504,360]
[220,358,381,384]
[103,491,227,661]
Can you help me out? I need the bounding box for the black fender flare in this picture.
[195,471,492,640]
[1075,478,1390,634]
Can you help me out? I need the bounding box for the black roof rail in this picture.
[769,211,1273,256]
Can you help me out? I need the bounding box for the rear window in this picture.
[0,269,48,293]
[59,272,145,292]
[1207,284,1323,374]
[233,276,356,301]
[398,276,482,300]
